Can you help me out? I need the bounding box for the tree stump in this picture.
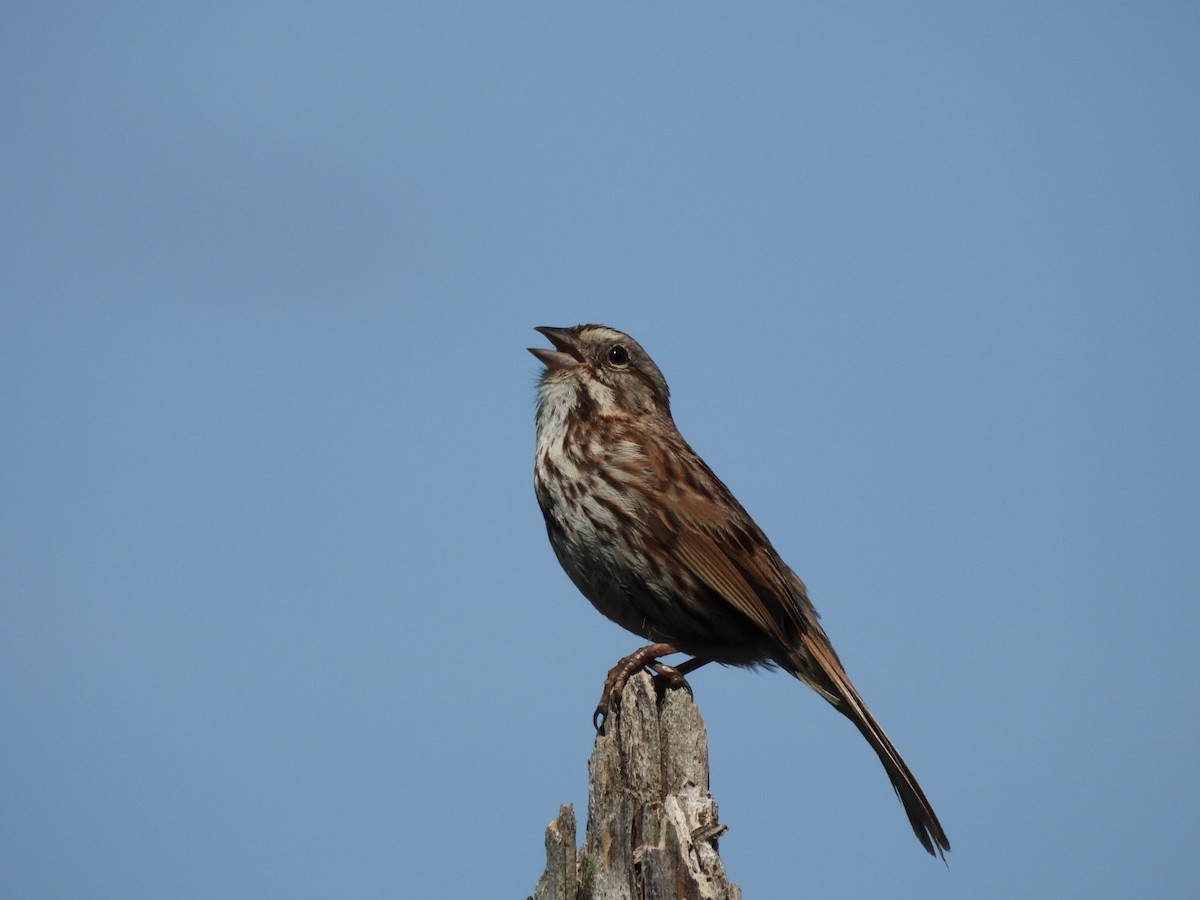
[531,672,740,900]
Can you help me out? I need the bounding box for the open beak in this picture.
[529,326,585,370]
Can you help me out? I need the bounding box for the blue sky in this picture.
[3,3,1197,897]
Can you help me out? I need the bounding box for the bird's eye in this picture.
[607,345,630,367]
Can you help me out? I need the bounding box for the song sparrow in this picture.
[529,324,949,858]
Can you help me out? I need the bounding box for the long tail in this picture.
[795,632,950,858]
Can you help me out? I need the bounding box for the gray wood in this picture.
[531,673,740,900]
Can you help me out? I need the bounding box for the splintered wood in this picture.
[531,673,740,900]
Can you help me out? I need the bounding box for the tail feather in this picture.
[796,633,950,858]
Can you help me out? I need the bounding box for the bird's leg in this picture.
[670,656,711,677]
[646,655,711,702]
[595,643,679,731]
[594,644,710,731]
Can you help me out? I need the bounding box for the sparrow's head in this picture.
[529,324,670,418]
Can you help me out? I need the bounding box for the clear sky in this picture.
[3,4,1197,898]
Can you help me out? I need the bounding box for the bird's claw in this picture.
[592,643,695,733]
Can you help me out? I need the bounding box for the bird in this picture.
[529,323,950,858]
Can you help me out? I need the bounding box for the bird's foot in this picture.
[593,643,711,732]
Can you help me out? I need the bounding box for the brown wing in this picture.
[646,441,819,653]
[670,521,790,643]
[646,439,950,856]
[674,497,951,856]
